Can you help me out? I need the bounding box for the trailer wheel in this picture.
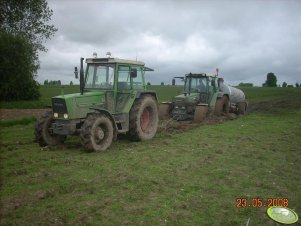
[80,113,114,152]
[159,103,171,120]
[193,105,208,123]
[215,96,229,116]
[238,102,247,115]
[129,95,158,141]
[35,111,66,147]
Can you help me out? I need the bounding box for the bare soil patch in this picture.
[158,113,239,133]
[0,109,48,120]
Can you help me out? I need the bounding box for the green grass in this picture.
[0,116,36,127]
[0,86,79,109]
[239,86,301,104]
[1,85,299,109]
[0,88,301,225]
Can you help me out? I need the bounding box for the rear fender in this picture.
[136,90,158,100]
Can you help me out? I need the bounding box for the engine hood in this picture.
[52,91,105,119]
[174,92,199,106]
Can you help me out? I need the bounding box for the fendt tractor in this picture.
[159,72,247,122]
[35,53,159,151]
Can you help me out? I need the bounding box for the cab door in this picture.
[207,77,216,103]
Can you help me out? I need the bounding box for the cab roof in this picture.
[185,73,217,78]
[86,57,145,66]
[85,57,154,71]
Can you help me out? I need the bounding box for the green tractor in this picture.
[159,72,247,122]
[35,53,159,151]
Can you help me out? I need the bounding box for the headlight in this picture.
[53,113,58,118]
[63,113,68,119]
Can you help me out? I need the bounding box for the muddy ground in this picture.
[1,99,296,133]
[0,109,49,120]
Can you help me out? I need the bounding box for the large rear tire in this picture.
[80,113,114,152]
[35,111,66,147]
[193,105,208,123]
[129,95,158,141]
[214,96,229,116]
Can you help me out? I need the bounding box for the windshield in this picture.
[85,64,114,89]
[184,77,207,93]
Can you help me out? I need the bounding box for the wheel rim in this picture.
[94,125,106,144]
[140,108,150,131]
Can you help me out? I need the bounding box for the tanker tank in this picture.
[218,79,246,104]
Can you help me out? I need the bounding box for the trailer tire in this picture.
[193,105,208,123]
[129,95,158,141]
[215,96,229,116]
[80,113,114,152]
[35,111,66,147]
[238,102,247,115]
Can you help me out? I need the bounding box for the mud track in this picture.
[0,109,49,120]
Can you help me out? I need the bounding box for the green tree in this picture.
[238,83,253,87]
[0,0,57,101]
[282,82,287,87]
[70,81,73,86]
[44,80,48,85]
[295,82,299,88]
[264,72,277,87]
[0,32,40,100]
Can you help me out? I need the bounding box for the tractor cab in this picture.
[182,73,218,104]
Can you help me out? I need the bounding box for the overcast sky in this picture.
[38,0,301,86]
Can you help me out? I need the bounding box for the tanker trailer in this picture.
[218,78,248,114]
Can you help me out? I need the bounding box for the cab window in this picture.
[132,66,144,89]
[118,66,131,90]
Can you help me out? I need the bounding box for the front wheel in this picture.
[214,96,229,116]
[35,111,66,147]
[129,95,158,141]
[159,103,172,120]
[80,113,114,152]
[193,105,208,123]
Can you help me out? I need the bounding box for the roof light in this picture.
[93,52,97,58]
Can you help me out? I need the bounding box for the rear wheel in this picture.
[80,113,114,152]
[129,95,158,141]
[238,102,247,115]
[215,96,229,116]
[35,111,66,147]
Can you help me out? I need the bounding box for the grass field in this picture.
[1,85,300,109]
[0,87,301,225]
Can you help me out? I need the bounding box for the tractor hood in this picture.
[52,91,105,119]
[174,92,199,106]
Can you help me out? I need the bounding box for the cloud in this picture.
[38,0,301,86]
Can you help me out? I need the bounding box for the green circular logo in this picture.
[267,206,298,224]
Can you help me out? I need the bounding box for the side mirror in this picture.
[130,68,137,78]
[74,67,78,79]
